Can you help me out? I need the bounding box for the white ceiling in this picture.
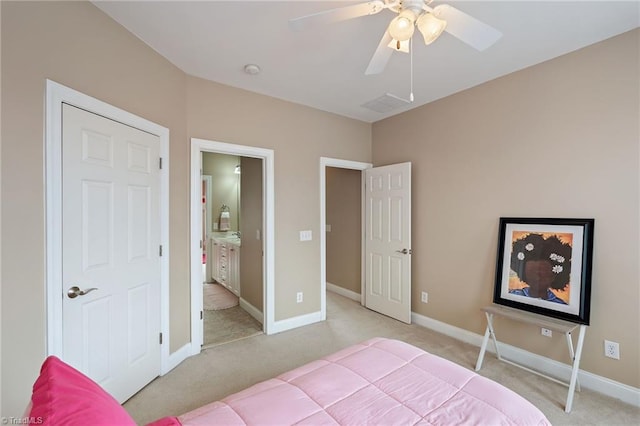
[93,1,639,123]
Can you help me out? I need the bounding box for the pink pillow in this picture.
[29,356,136,425]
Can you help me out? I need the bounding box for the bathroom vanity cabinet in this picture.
[211,237,241,296]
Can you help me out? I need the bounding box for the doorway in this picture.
[320,158,413,324]
[201,153,262,347]
[319,158,371,319]
[325,167,364,302]
[190,138,275,352]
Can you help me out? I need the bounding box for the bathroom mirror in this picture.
[201,152,241,234]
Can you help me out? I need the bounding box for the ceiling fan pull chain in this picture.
[409,37,415,102]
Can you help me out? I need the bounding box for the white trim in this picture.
[190,138,275,355]
[164,342,193,373]
[319,157,372,320]
[411,311,483,348]
[269,310,324,335]
[239,298,263,324]
[44,80,172,375]
[326,282,360,303]
[190,145,203,354]
[411,311,640,408]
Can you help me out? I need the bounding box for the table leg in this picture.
[476,312,498,370]
[565,330,581,392]
[485,313,502,360]
[476,322,491,371]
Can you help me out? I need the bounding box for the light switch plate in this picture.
[299,230,312,241]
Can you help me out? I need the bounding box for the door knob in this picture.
[396,248,412,255]
[67,286,98,299]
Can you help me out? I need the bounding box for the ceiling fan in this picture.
[289,0,502,75]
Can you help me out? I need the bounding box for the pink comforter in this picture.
[177,338,550,425]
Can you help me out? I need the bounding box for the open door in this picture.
[364,162,412,323]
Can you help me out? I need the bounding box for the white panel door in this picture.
[365,162,411,323]
[62,104,161,403]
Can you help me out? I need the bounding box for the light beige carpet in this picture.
[203,283,238,310]
[203,305,263,348]
[125,292,640,425]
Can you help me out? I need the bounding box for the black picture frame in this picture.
[493,217,594,324]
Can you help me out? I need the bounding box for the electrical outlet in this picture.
[296,292,303,303]
[604,340,620,359]
[541,328,552,337]
[421,292,428,303]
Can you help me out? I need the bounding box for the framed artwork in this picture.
[493,217,594,324]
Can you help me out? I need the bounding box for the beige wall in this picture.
[0,1,371,416]
[186,76,372,321]
[326,167,362,294]
[1,1,189,416]
[2,0,636,418]
[373,29,640,388]
[202,153,241,232]
[240,157,264,311]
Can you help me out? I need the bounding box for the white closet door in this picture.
[62,104,161,402]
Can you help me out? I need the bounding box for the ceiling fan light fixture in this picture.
[388,9,416,41]
[416,12,447,45]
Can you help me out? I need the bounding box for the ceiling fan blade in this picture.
[289,1,386,31]
[434,4,502,51]
[365,30,394,75]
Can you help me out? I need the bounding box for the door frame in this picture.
[190,138,275,351]
[45,80,171,373]
[319,157,372,319]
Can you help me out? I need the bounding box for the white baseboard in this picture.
[411,311,640,408]
[240,298,264,324]
[326,282,360,302]
[269,310,324,335]
[162,342,193,375]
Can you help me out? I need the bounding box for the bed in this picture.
[28,337,550,425]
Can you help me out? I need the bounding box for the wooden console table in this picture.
[475,304,587,413]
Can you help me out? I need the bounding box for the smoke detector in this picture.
[244,64,261,75]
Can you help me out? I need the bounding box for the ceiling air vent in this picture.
[361,93,411,113]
